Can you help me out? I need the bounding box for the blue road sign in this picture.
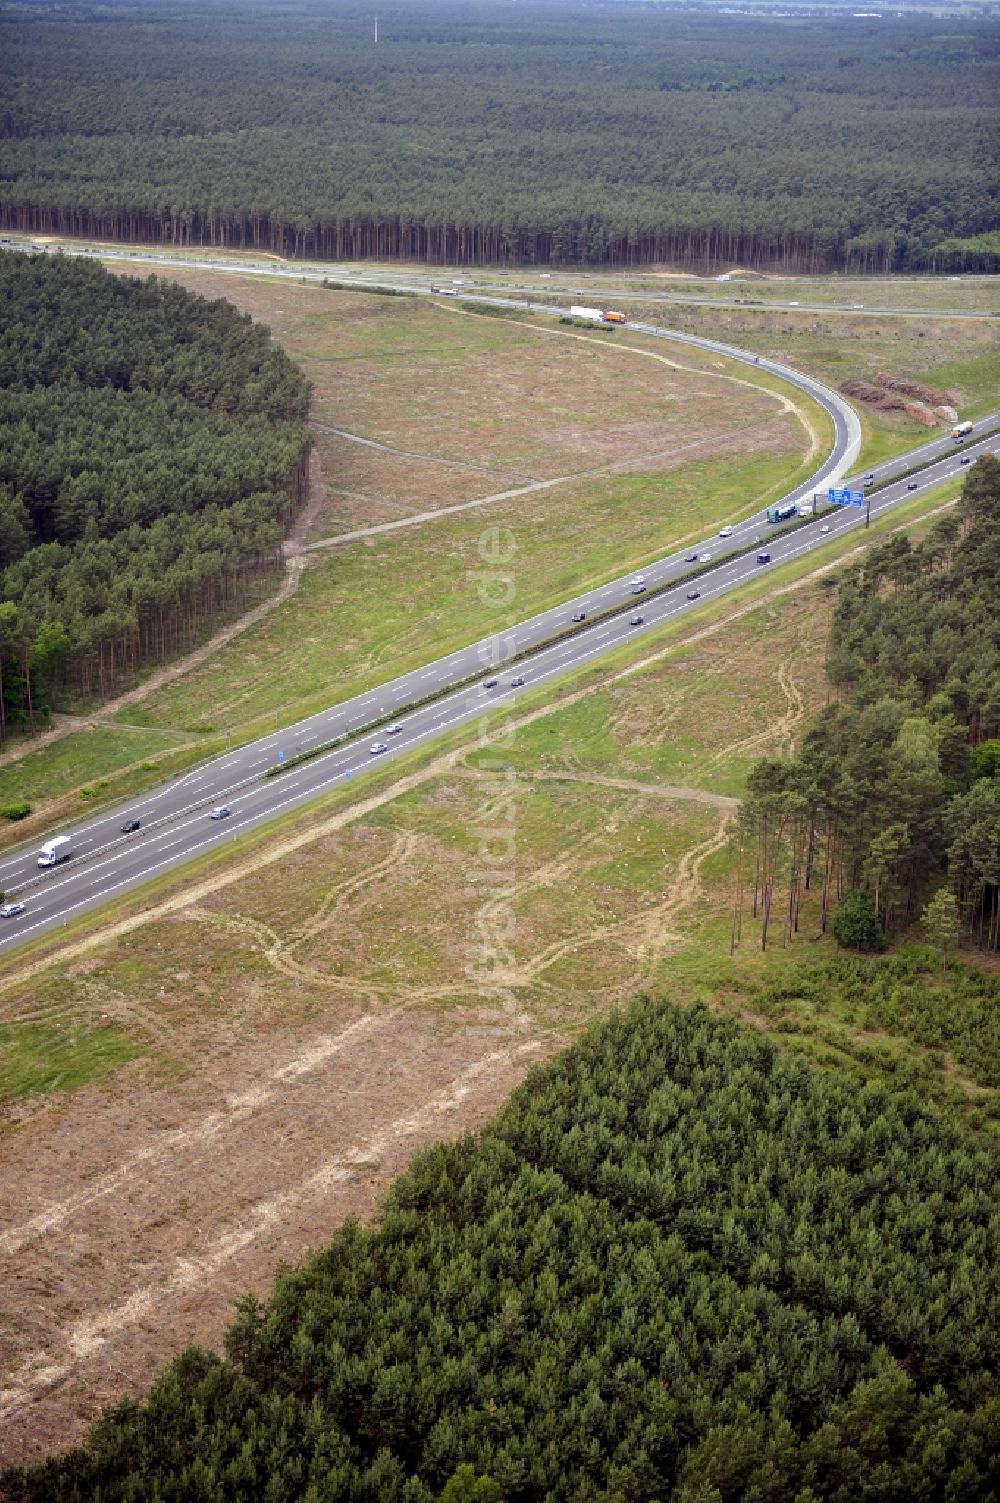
[828,487,866,508]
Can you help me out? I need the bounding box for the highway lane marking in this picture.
[0,444,981,939]
[2,464,964,929]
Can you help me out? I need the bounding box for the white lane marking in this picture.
[0,449,975,942]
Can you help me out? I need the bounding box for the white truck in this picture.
[37,835,73,868]
[569,305,606,322]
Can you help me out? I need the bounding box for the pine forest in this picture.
[2,999,997,1501]
[0,253,310,733]
[735,456,1000,955]
[1,0,998,273]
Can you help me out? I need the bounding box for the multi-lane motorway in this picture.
[2,236,989,320]
[0,235,995,952]
[2,415,994,954]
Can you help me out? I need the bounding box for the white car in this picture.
[0,902,25,918]
[699,552,712,563]
[719,525,734,538]
[797,505,812,517]
[632,574,645,585]
[820,524,831,534]
[369,742,388,756]
[386,724,403,735]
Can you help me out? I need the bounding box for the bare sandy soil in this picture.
[0,995,553,1466]
[0,571,837,1467]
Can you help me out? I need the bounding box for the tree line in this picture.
[0,253,310,735]
[1,2,997,272]
[735,455,1000,954]
[2,998,997,1501]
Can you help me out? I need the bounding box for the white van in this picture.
[37,835,73,868]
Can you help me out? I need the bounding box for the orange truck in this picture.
[569,306,627,324]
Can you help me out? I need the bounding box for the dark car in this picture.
[483,678,499,689]
[687,589,701,600]
[685,553,699,563]
[510,676,525,687]
[210,806,231,820]
[960,455,972,465]
[572,611,586,623]
[121,819,141,834]
[629,614,644,626]
[907,480,919,491]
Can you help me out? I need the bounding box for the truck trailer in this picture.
[568,306,627,325]
[766,502,798,524]
[37,835,73,868]
[952,421,974,439]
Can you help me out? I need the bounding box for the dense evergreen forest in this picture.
[737,455,1000,953]
[2,0,998,272]
[0,253,310,734]
[2,999,997,1500]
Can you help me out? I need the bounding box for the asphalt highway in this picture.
[2,237,989,320]
[2,417,995,954]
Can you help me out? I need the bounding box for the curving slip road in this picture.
[0,240,994,955]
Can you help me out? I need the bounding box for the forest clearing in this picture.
[3,264,995,839]
[2,522,994,1467]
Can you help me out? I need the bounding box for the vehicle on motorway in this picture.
[121,819,141,833]
[629,614,644,626]
[369,742,388,756]
[908,480,919,490]
[719,525,734,538]
[756,552,771,565]
[686,590,701,600]
[766,503,797,524]
[0,902,25,918]
[210,806,231,820]
[568,305,626,324]
[37,835,73,868]
[483,678,499,689]
[961,455,972,465]
[510,675,525,687]
[631,583,646,594]
[387,724,403,735]
[952,421,974,439]
[685,553,699,563]
[820,523,831,533]
[572,611,587,623]
[797,504,812,517]
[698,552,712,563]
[633,575,645,585]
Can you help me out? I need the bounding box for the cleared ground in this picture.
[1,484,993,1467]
[626,297,1000,466]
[0,277,816,822]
